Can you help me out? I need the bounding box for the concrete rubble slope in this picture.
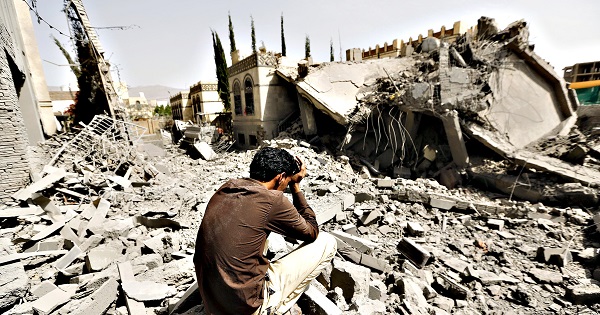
[1,115,599,315]
[1,17,600,315]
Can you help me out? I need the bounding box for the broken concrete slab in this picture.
[397,237,431,268]
[118,261,176,301]
[55,244,82,271]
[330,230,377,254]
[86,198,110,234]
[193,142,217,161]
[331,258,370,302]
[31,281,58,298]
[86,247,120,271]
[528,268,563,285]
[303,285,343,315]
[31,287,72,315]
[71,278,118,315]
[12,168,67,201]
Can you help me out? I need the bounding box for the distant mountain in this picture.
[127,85,187,101]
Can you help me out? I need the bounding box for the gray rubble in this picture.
[1,16,599,315]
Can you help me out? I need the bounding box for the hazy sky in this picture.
[29,0,600,89]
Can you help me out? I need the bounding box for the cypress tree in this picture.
[280,14,286,56]
[52,36,81,78]
[212,30,231,112]
[330,38,334,62]
[228,12,236,53]
[305,35,311,59]
[251,16,256,53]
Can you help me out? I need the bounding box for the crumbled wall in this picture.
[0,22,30,202]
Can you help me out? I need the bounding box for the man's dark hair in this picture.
[250,147,300,182]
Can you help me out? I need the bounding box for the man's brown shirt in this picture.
[193,178,318,315]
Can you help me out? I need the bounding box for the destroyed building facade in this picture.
[347,21,475,62]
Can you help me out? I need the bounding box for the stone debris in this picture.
[1,16,600,315]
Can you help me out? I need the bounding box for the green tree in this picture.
[228,12,236,53]
[250,15,256,53]
[305,35,311,59]
[280,14,286,56]
[52,36,80,78]
[330,38,334,62]
[212,30,231,112]
[164,104,172,116]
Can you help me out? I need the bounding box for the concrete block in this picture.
[193,142,217,160]
[303,285,342,315]
[407,222,425,236]
[316,200,342,225]
[86,198,110,234]
[341,224,358,236]
[86,247,120,271]
[435,274,471,300]
[359,210,382,226]
[397,277,430,311]
[397,237,431,268]
[359,254,389,273]
[31,288,71,315]
[429,197,456,210]
[335,212,347,222]
[537,247,573,267]
[376,179,394,188]
[566,284,600,304]
[331,259,370,302]
[487,219,504,230]
[55,244,82,271]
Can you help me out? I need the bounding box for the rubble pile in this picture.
[1,128,599,315]
[1,16,600,315]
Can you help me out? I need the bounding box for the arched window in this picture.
[135,100,141,110]
[244,76,254,115]
[233,81,242,115]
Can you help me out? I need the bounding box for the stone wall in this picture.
[0,22,30,202]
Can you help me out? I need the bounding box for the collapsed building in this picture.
[275,17,600,207]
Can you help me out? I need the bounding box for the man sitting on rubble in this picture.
[194,147,337,315]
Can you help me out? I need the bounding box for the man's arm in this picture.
[266,157,319,242]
